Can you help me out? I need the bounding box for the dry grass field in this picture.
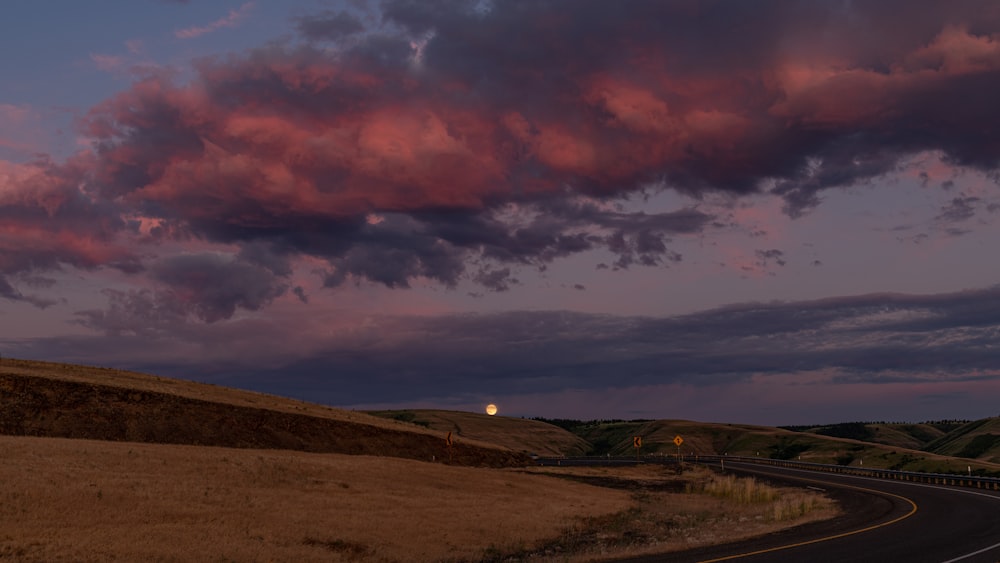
[0,435,631,562]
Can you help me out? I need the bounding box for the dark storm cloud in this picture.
[306,286,1000,402]
[755,249,786,268]
[936,195,980,223]
[0,276,21,301]
[295,10,365,41]
[75,252,293,332]
[20,285,1000,406]
[148,253,290,322]
[75,289,189,337]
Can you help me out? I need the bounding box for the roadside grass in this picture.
[514,464,838,561]
[688,473,823,522]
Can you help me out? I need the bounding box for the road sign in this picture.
[633,436,642,448]
[673,435,684,447]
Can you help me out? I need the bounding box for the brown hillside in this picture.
[368,409,592,456]
[0,358,526,467]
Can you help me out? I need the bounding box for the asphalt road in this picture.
[616,462,1000,563]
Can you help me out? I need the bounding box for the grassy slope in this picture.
[786,421,957,450]
[867,423,949,449]
[0,358,524,467]
[923,417,1000,463]
[630,419,1000,474]
[367,409,592,456]
[786,419,1000,465]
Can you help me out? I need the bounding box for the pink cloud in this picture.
[175,2,253,39]
[90,53,125,73]
[0,157,135,276]
[0,104,42,155]
[3,2,1000,319]
[125,39,144,55]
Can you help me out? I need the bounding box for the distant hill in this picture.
[777,419,1000,465]
[367,410,591,456]
[780,421,967,450]
[527,417,1000,476]
[0,358,526,467]
[922,418,1000,464]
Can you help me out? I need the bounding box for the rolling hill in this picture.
[4,356,998,475]
[0,358,526,467]
[922,417,1000,464]
[778,419,1000,465]
[367,409,592,456]
[402,414,1000,476]
[781,420,966,450]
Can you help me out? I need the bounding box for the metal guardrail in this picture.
[695,455,1000,491]
[535,455,1000,491]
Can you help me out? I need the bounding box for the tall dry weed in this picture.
[686,473,822,521]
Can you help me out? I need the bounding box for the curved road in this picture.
[617,462,1000,563]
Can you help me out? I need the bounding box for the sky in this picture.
[2,0,1000,426]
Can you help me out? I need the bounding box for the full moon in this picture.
[485,404,498,416]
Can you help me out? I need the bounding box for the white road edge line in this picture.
[939,541,1000,563]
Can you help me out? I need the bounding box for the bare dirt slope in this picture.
[0,358,525,467]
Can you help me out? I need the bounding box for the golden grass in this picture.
[688,474,824,522]
[0,435,631,562]
[695,473,779,504]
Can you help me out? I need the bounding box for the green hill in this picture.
[778,418,1000,465]
[526,416,1000,476]
[781,421,964,450]
[922,417,1000,464]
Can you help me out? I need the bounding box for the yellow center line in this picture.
[696,468,919,563]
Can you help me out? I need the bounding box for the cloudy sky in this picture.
[3,0,1000,425]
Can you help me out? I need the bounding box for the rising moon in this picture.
[485,403,498,416]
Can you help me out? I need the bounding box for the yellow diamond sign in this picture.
[673,435,684,447]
